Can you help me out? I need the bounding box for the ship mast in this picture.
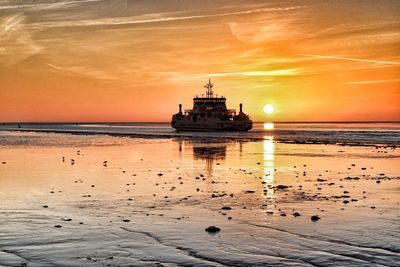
[204,78,214,98]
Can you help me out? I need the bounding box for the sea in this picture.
[1,122,399,146]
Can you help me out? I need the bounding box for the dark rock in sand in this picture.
[122,219,130,222]
[43,205,48,208]
[54,225,62,228]
[317,178,327,182]
[276,185,289,190]
[311,215,320,222]
[245,190,255,194]
[376,180,381,183]
[292,212,301,217]
[205,226,221,233]
[221,206,232,210]
[343,200,350,204]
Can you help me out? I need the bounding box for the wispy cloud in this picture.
[302,54,400,66]
[345,79,400,85]
[167,69,304,80]
[27,5,305,29]
[0,14,42,65]
[0,0,101,10]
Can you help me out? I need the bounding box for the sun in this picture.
[263,104,275,114]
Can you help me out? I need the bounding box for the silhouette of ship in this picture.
[172,79,252,131]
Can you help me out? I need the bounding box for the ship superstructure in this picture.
[171,79,252,131]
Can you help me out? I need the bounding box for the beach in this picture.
[0,124,399,266]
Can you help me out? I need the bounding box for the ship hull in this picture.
[171,120,252,132]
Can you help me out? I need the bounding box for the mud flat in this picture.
[0,130,399,266]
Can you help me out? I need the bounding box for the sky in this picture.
[0,0,399,122]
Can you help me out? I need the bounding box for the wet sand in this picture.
[0,131,399,266]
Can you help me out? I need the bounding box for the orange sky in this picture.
[0,0,399,122]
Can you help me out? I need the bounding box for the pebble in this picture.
[311,215,320,222]
[205,226,221,233]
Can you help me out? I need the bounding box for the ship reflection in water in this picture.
[193,143,227,174]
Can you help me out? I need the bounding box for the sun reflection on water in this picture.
[263,136,275,200]
[263,122,274,130]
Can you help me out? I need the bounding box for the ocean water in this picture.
[0,125,399,266]
[1,122,399,146]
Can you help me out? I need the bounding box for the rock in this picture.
[311,215,320,222]
[54,225,62,228]
[276,185,289,190]
[205,226,221,233]
[221,206,232,210]
[317,178,327,182]
[292,212,301,217]
[43,205,48,208]
[157,173,163,176]
[245,190,255,194]
[343,200,350,204]
[122,219,130,222]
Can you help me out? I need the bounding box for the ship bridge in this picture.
[190,79,234,114]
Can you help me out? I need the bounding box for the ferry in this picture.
[171,79,252,131]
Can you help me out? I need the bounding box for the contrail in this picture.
[302,54,400,66]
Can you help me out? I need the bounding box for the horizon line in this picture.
[1,121,400,125]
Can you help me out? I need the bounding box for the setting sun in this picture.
[263,104,275,114]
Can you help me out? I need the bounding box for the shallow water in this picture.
[1,122,400,146]
[0,131,399,266]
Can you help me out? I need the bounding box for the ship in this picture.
[171,79,253,131]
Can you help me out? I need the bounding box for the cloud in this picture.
[0,14,42,65]
[26,5,305,29]
[302,54,400,66]
[0,0,101,10]
[167,69,304,80]
[345,79,400,85]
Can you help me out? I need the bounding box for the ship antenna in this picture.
[204,78,214,97]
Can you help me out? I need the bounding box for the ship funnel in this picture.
[239,103,243,113]
[179,104,182,114]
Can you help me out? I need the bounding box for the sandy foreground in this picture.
[0,131,399,266]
